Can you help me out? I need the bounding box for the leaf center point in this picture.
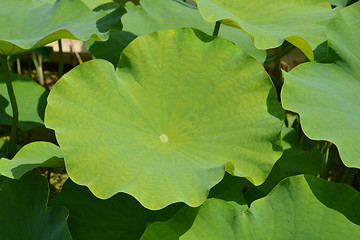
[160,134,169,143]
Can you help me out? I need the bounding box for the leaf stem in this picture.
[320,142,332,180]
[16,58,21,75]
[264,45,295,66]
[58,39,63,78]
[212,21,221,36]
[1,55,18,158]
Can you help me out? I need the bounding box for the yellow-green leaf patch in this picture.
[45,28,283,210]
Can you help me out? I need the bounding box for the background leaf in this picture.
[0,174,71,240]
[0,73,48,130]
[50,178,183,240]
[195,0,339,60]
[181,175,360,239]
[140,206,199,240]
[0,141,63,179]
[305,175,360,225]
[122,0,265,63]
[87,31,136,66]
[281,2,360,167]
[0,0,108,55]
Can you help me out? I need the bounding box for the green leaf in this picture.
[0,139,8,158]
[195,0,339,60]
[87,31,137,66]
[181,175,360,240]
[0,73,48,130]
[80,0,112,10]
[0,174,71,240]
[0,175,5,190]
[244,124,323,203]
[122,0,265,63]
[93,2,121,13]
[244,147,322,204]
[95,5,126,32]
[330,0,348,6]
[208,172,246,204]
[0,0,108,55]
[0,141,63,179]
[305,175,360,225]
[45,28,284,209]
[281,2,360,168]
[140,206,199,240]
[50,178,183,240]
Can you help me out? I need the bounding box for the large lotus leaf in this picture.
[87,31,137,66]
[195,0,339,60]
[122,0,265,63]
[0,0,108,56]
[45,28,284,209]
[0,72,48,130]
[0,174,71,240]
[180,175,360,240]
[50,178,183,240]
[281,2,360,167]
[0,141,63,179]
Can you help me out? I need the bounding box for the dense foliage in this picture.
[0,0,359,239]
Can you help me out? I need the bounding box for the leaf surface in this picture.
[0,141,63,179]
[45,28,283,209]
[195,0,339,60]
[81,0,112,10]
[281,2,360,167]
[181,175,360,240]
[0,0,108,55]
[122,0,265,63]
[244,123,323,203]
[0,174,71,240]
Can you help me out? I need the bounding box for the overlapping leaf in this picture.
[0,0,108,55]
[0,72,48,130]
[81,0,112,10]
[0,141,63,179]
[181,175,360,239]
[140,206,199,240]
[0,174,71,240]
[195,0,339,60]
[50,178,183,240]
[244,125,323,203]
[122,0,265,63]
[281,2,360,167]
[45,28,283,209]
[87,31,136,66]
[145,175,360,239]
